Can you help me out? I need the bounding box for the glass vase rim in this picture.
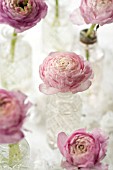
[80,29,97,45]
[1,27,24,40]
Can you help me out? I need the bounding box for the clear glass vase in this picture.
[0,139,30,170]
[46,92,82,149]
[75,29,104,122]
[0,28,32,93]
[42,0,76,54]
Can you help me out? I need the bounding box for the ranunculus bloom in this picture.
[0,0,48,32]
[70,0,113,26]
[57,129,108,169]
[0,89,31,144]
[39,52,93,95]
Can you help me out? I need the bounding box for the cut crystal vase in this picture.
[75,29,105,129]
[46,92,82,149]
[0,28,32,93]
[42,0,76,54]
[0,139,30,170]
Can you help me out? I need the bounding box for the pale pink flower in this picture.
[39,52,93,95]
[57,129,108,169]
[0,89,31,144]
[71,0,113,26]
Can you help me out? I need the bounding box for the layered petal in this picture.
[39,52,93,95]
[71,0,113,26]
[0,130,24,144]
[57,129,108,169]
[0,0,48,32]
[0,89,32,144]
[57,132,68,156]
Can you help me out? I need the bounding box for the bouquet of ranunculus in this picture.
[0,89,31,168]
[57,129,109,170]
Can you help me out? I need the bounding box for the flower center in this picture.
[6,0,32,15]
[79,144,84,151]
[92,0,112,9]
[97,0,112,6]
[56,57,70,70]
[0,100,9,116]
[70,136,94,156]
[0,97,17,117]
[17,0,28,9]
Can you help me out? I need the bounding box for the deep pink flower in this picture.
[57,129,108,169]
[70,0,113,26]
[0,89,31,144]
[39,52,93,95]
[0,0,48,32]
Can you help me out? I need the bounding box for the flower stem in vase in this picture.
[84,24,96,60]
[85,46,90,61]
[53,0,60,26]
[10,30,17,62]
[86,24,96,37]
[8,143,21,167]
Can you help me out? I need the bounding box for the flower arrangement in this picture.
[39,52,93,95]
[0,89,31,167]
[57,129,109,170]
[0,0,112,169]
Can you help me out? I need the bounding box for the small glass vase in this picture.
[46,92,82,149]
[0,28,32,93]
[42,0,76,54]
[75,29,104,118]
[0,139,30,170]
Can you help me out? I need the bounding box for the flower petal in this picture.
[0,131,24,144]
[57,132,68,156]
[71,80,91,93]
[92,129,109,161]
[39,83,60,95]
[70,8,86,25]
[61,161,77,170]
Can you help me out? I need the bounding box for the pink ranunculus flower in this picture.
[39,52,93,95]
[0,89,31,144]
[57,129,108,169]
[0,0,48,32]
[70,0,113,26]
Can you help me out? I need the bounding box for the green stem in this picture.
[85,24,96,60]
[10,31,17,62]
[52,0,60,26]
[86,48,90,61]
[55,0,59,19]
[86,24,96,37]
[8,143,21,167]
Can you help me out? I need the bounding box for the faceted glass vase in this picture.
[0,29,32,93]
[46,93,82,149]
[75,29,105,130]
[76,29,104,95]
[0,139,30,170]
[42,0,76,54]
